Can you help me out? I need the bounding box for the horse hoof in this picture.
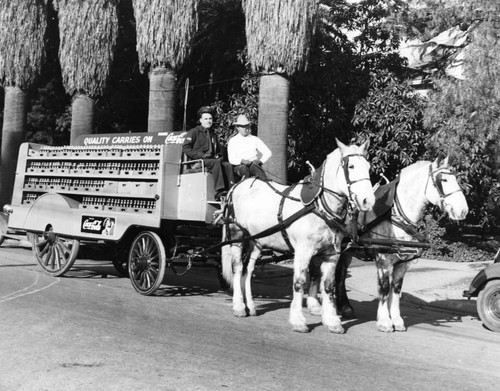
[292,325,310,333]
[341,306,356,319]
[394,325,407,332]
[326,324,345,334]
[377,324,394,333]
[248,308,257,316]
[233,309,247,318]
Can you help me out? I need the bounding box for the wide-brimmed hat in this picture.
[233,114,251,126]
[197,106,214,118]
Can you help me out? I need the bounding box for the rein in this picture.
[358,164,459,262]
[220,151,371,254]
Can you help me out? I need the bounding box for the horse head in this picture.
[324,139,375,212]
[426,156,469,220]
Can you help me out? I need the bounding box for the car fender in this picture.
[466,263,500,297]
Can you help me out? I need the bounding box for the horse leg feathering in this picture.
[320,257,345,334]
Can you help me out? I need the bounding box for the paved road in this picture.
[1,244,500,391]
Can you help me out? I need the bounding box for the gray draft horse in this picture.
[222,139,375,333]
[331,157,468,332]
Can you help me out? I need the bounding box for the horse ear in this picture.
[335,138,347,154]
[432,156,441,168]
[442,154,450,167]
[360,139,370,155]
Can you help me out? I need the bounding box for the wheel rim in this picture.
[485,289,500,320]
[128,231,166,295]
[30,228,80,277]
[478,281,500,332]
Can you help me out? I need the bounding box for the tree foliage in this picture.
[55,0,119,97]
[243,0,319,75]
[286,0,406,180]
[353,70,429,180]
[424,14,500,225]
[0,0,47,89]
[392,0,479,42]
[133,0,199,73]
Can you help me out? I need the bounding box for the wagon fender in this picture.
[465,263,500,297]
[21,193,80,235]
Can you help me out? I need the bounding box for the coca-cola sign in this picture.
[75,131,186,147]
[164,132,186,145]
[81,216,115,236]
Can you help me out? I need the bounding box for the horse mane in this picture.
[399,160,430,177]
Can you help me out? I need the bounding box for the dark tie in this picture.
[205,130,213,156]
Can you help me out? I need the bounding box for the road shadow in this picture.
[338,293,480,333]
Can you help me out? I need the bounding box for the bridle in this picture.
[424,164,463,212]
[319,153,372,218]
[391,163,462,233]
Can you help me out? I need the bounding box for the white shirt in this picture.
[228,133,272,165]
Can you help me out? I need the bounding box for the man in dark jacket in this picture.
[182,106,234,200]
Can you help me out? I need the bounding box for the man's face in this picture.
[237,125,250,137]
[200,113,213,129]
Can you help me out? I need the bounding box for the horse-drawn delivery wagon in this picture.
[1,131,242,295]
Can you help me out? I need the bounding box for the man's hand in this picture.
[202,152,212,158]
[241,159,252,166]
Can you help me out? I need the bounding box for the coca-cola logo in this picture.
[165,132,186,145]
[81,216,115,236]
[82,219,102,231]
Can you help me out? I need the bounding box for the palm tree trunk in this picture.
[0,86,27,206]
[257,73,289,183]
[148,66,176,133]
[70,93,95,145]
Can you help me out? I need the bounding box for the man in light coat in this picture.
[228,114,271,180]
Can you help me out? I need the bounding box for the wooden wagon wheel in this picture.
[128,231,166,295]
[28,227,80,277]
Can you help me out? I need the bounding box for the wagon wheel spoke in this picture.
[29,229,80,277]
[128,231,166,296]
[37,240,50,257]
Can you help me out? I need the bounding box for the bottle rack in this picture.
[20,144,163,215]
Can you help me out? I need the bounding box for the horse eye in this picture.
[348,164,354,169]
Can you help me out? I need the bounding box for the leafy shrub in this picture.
[422,215,494,262]
[352,70,430,180]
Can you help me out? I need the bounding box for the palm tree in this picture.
[55,0,118,144]
[132,0,200,133]
[243,0,319,182]
[0,1,47,206]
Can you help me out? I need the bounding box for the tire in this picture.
[477,280,500,332]
[28,228,80,277]
[111,245,129,277]
[128,231,166,295]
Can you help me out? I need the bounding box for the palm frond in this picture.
[243,0,320,75]
[55,0,118,97]
[132,0,200,73]
[0,0,47,88]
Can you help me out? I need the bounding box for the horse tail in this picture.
[221,223,234,287]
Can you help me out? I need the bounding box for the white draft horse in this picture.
[221,139,375,333]
[333,156,468,332]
